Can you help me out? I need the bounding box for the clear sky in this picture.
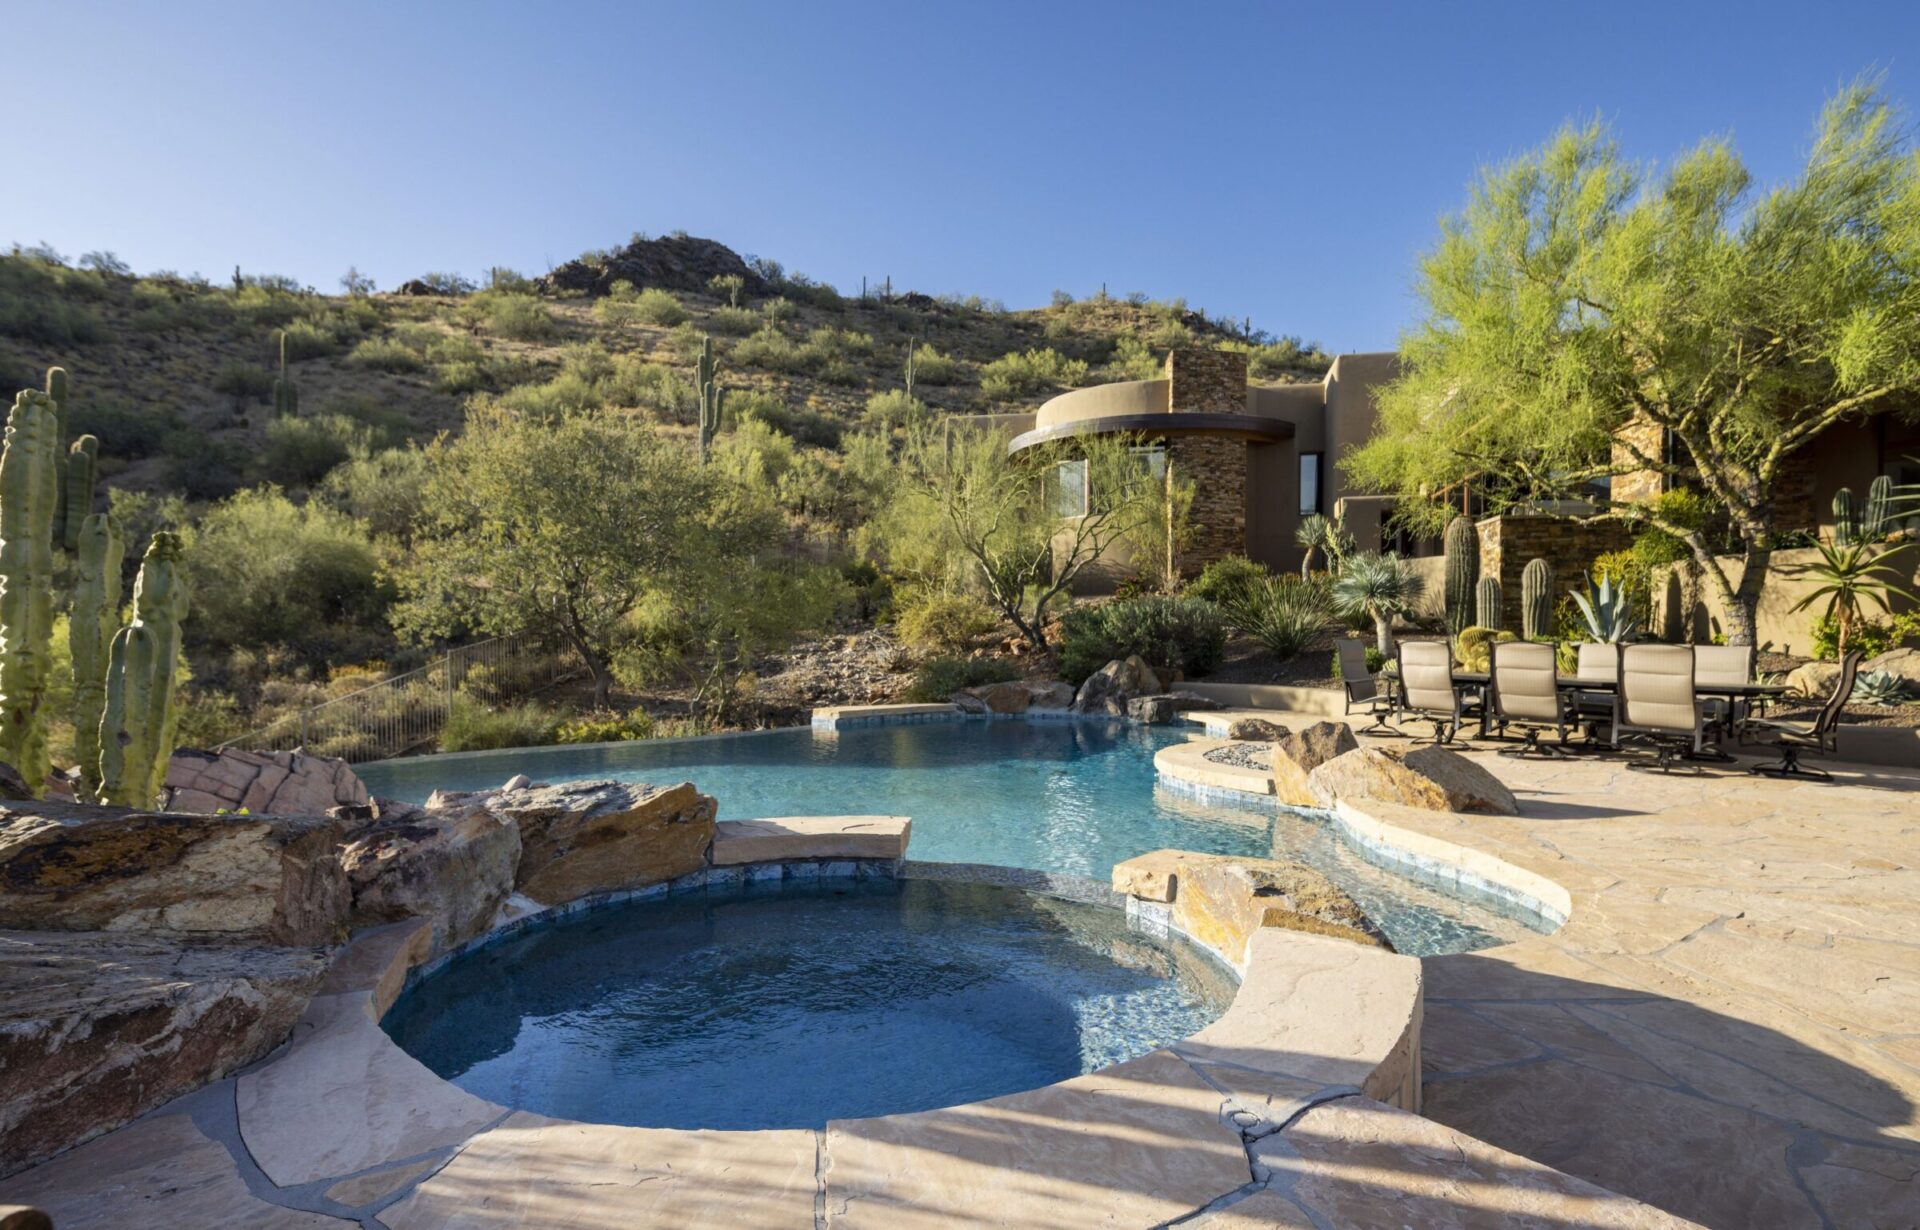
[8,1,1918,352]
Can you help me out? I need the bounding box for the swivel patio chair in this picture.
[1570,642,1618,743]
[1615,644,1715,773]
[1694,643,1756,738]
[1337,637,1402,737]
[1489,641,1572,757]
[1395,640,1462,744]
[1746,650,1862,782]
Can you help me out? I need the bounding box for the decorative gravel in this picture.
[1203,742,1273,770]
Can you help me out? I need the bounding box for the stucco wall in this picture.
[1032,380,1169,431]
[1653,544,1920,654]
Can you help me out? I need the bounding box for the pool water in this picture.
[357,718,1536,956]
[382,878,1235,1129]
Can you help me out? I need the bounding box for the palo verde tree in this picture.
[1345,81,1920,646]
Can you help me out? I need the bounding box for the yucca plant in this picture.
[1332,551,1427,657]
[1788,539,1915,659]
[1235,575,1333,660]
[1571,572,1642,643]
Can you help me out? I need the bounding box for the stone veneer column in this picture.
[1167,434,1247,578]
[1165,348,1248,414]
[1610,414,1667,505]
[1475,514,1636,630]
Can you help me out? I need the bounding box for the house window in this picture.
[1299,452,1322,515]
[1132,445,1167,482]
[1050,459,1088,517]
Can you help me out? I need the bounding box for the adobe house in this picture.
[979,348,1402,580]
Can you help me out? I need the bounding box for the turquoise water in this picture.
[382,878,1235,1129]
[357,718,1534,957]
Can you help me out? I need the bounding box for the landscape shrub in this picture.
[1104,336,1162,382]
[319,446,431,542]
[1811,609,1920,660]
[1058,595,1227,683]
[347,336,424,372]
[904,654,1018,702]
[892,589,1000,652]
[555,709,656,744]
[979,348,1090,401]
[1187,555,1272,616]
[258,414,377,487]
[733,390,844,449]
[1235,575,1333,660]
[442,696,561,752]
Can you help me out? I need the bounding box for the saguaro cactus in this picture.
[273,330,299,417]
[1443,515,1478,637]
[1864,475,1894,541]
[694,334,724,463]
[1521,557,1553,641]
[0,390,62,788]
[71,514,123,798]
[1476,576,1503,631]
[63,435,98,553]
[98,532,189,808]
[1832,487,1858,544]
[904,339,917,398]
[45,367,69,549]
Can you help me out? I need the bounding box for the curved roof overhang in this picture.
[1007,412,1293,455]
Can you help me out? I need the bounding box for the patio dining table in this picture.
[1446,672,1789,743]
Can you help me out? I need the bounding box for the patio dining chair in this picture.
[1489,641,1572,757]
[1615,644,1715,773]
[1336,637,1402,737]
[1571,642,1617,742]
[1693,643,1755,735]
[1745,650,1862,782]
[1396,640,1461,744]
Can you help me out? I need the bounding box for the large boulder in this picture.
[969,682,1031,714]
[0,929,327,1176]
[1785,660,1841,701]
[1306,746,1519,815]
[0,803,350,945]
[485,780,717,905]
[1073,656,1163,715]
[1270,721,1360,807]
[1112,850,1390,965]
[1226,717,1290,741]
[1127,695,1177,725]
[1028,681,1076,710]
[162,748,369,817]
[1864,647,1920,689]
[339,798,522,950]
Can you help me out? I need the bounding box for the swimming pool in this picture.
[382,876,1235,1130]
[357,717,1537,956]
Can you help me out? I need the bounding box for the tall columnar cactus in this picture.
[1832,487,1858,545]
[1442,514,1478,637]
[70,514,123,799]
[1864,475,1894,541]
[1476,576,1503,631]
[1521,557,1553,641]
[904,339,917,398]
[98,532,188,808]
[694,334,724,463]
[63,435,98,553]
[273,330,299,417]
[0,390,62,789]
[45,367,68,550]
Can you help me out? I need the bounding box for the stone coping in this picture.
[711,815,911,865]
[809,702,959,728]
[1152,738,1275,798]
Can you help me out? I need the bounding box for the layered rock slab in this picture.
[1307,745,1519,814]
[711,816,909,865]
[162,747,370,817]
[1113,849,1390,964]
[340,798,521,950]
[0,802,350,944]
[0,930,327,1175]
[1269,720,1359,806]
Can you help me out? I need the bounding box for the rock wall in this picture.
[1476,513,1635,632]
[162,748,369,818]
[1168,434,1247,577]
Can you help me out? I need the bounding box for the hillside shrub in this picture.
[70,397,176,458]
[442,696,561,752]
[433,361,488,394]
[708,305,759,336]
[348,336,423,372]
[1059,596,1227,683]
[909,344,959,385]
[734,325,806,372]
[279,319,342,360]
[213,361,276,400]
[627,286,688,326]
[903,654,1018,702]
[893,589,999,652]
[733,390,844,449]
[979,348,1090,401]
[258,414,376,487]
[555,709,656,744]
[161,431,245,499]
[470,291,555,341]
[863,390,929,434]
[499,372,601,419]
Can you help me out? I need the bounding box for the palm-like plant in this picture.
[1789,539,1915,659]
[1332,552,1427,657]
[1295,514,1330,578]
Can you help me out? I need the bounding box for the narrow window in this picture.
[1299,452,1322,515]
[1051,459,1088,517]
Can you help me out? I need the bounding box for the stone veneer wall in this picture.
[1613,414,1818,536]
[1167,433,1247,577]
[1165,348,1247,414]
[1475,514,1635,631]
[1609,414,1667,505]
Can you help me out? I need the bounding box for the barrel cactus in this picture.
[1864,475,1894,541]
[1521,557,1553,641]
[1476,575,1503,630]
[1832,487,1858,545]
[1443,515,1477,637]
[0,390,62,789]
[98,532,189,808]
[70,514,123,798]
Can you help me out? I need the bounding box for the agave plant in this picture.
[1571,572,1642,643]
[1333,551,1427,657]
[1850,669,1915,707]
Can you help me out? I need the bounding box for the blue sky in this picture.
[8,1,1917,351]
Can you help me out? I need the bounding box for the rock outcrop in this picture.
[1306,746,1520,815]
[1112,850,1391,965]
[0,929,328,1176]
[539,233,769,299]
[0,803,351,945]
[339,798,521,950]
[1073,656,1162,715]
[162,748,370,817]
[472,780,718,905]
[957,680,1076,714]
[1270,721,1360,807]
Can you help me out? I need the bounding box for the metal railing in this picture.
[215,635,580,763]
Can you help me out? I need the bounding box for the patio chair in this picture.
[1571,642,1617,742]
[1489,641,1571,757]
[1745,650,1862,782]
[1336,637,1402,737]
[1396,640,1461,744]
[1694,644,1755,736]
[1615,644,1714,773]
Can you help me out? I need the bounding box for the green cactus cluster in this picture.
[1521,557,1553,641]
[1832,487,1859,544]
[1475,576,1503,630]
[99,532,189,808]
[1864,475,1894,541]
[694,334,725,463]
[273,329,300,417]
[1442,514,1478,637]
[0,390,63,781]
[70,513,123,798]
